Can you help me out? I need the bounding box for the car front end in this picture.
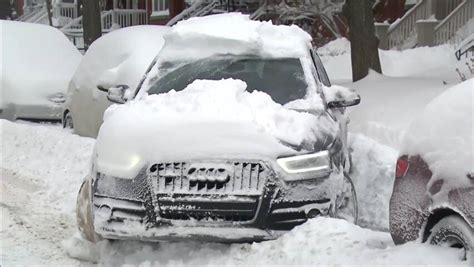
[89,145,346,242]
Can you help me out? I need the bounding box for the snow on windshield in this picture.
[401,78,473,195]
[138,13,318,100]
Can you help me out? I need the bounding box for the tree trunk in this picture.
[82,0,102,50]
[344,0,382,82]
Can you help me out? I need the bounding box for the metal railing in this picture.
[62,8,148,51]
[434,0,474,45]
[388,0,429,49]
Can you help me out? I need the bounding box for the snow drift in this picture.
[1,21,81,120]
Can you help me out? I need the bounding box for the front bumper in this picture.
[91,160,340,242]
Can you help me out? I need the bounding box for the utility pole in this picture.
[82,0,102,50]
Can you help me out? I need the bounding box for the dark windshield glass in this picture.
[148,56,307,104]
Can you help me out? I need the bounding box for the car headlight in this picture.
[276,150,332,181]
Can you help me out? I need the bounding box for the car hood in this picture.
[94,79,338,178]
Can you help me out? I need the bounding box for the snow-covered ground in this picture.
[1,39,473,265]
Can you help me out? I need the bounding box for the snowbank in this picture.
[1,21,81,120]
[349,134,398,230]
[67,217,469,266]
[401,78,474,192]
[97,79,335,178]
[319,38,460,82]
[347,71,450,149]
[158,13,312,62]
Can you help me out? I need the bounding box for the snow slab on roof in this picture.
[158,13,312,62]
[401,78,473,194]
[1,20,81,109]
[96,79,336,178]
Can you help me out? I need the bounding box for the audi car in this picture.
[76,14,361,243]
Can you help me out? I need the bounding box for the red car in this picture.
[389,79,473,260]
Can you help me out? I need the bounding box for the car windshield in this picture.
[147,56,308,104]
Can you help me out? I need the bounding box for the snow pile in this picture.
[347,71,450,149]
[401,78,474,192]
[349,134,398,230]
[0,120,95,214]
[0,21,81,119]
[319,38,460,82]
[70,25,169,94]
[97,79,334,178]
[157,13,312,62]
[71,217,470,266]
[1,120,94,266]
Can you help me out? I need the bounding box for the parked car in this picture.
[390,79,473,259]
[0,20,81,121]
[76,14,361,243]
[63,25,169,138]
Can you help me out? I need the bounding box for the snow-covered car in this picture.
[0,20,81,121]
[76,14,361,243]
[390,79,473,259]
[63,25,169,138]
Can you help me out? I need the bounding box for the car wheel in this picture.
[63,111,74,129]
[335,173,359,225]
[427,215,473,260]
[76,179,100,243]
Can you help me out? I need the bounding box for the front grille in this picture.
[148,161,270,222]
[149,161,268,195]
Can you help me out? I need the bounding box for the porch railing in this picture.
[434,0,474,45]
[61,8,148,51]
[388,0,429,49]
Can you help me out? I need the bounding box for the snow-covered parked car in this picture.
[76,14,361,243]
[0,21,81,121]
[63,25,169,138]
[390,79,473,259]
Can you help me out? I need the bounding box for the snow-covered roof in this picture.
[158,13,313,62]
[71,25,169,93]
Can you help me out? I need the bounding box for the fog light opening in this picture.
[306,209,321,219]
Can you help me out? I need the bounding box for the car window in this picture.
[148,56,308,105]
[311,50,331,87]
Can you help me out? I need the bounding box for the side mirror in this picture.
[323,85,361,108]
[97,84,131,104]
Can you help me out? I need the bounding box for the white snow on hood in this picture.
[96,79,336,178]
[401,78,473,194]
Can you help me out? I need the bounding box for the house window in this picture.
[152,0,169,16]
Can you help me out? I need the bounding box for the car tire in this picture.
[63,111,74,129]
[427,215,473,260]
[76,179,100,243]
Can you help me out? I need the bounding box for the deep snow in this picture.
[2,36,473,265]
[2,120,470,266]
